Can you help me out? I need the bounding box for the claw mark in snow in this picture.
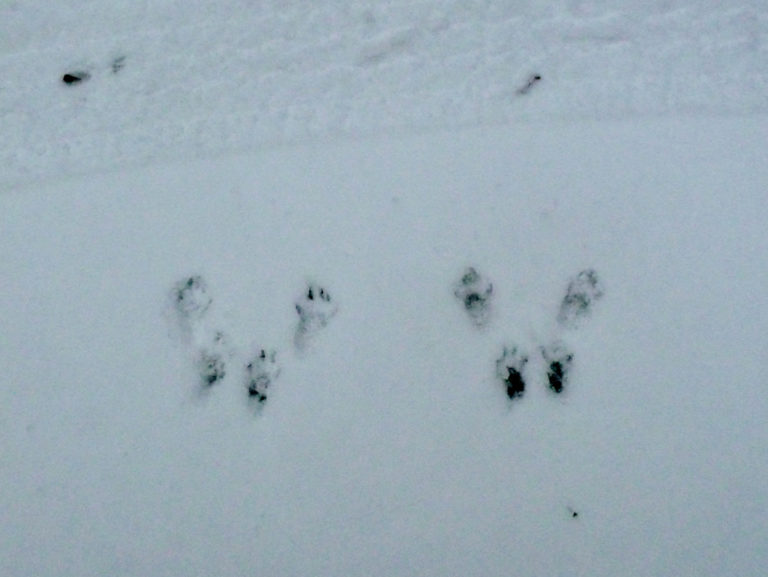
[516,74,542,95]
[357,27,418,66]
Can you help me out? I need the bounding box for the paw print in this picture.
[457,266,603,404]
[541,341,574,394]
[198,351,227,386]
[454,267,493,326]
[171,276,232,389]
[496,346,529,400]
[295,283,338,347]
[169,274,341,409]
[557,269,604,328]
[174,275,212,321]
[196,331,230,388]
[246,349,281,403]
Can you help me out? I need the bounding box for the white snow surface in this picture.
[2,0,768,188]
[2,2,768,576]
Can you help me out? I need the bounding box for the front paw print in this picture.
[454,266,493,327]
[294,283,338,348]
[174,275,212,322]
[557,269,604,328]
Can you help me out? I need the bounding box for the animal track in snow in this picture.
[454,266,603,404]
[496,345,529,400]
[169,275,337,407]
[245,348,281,403]
[294,282,338,350]
[197,331,230,388]
[558,269,604,328]
[172,275,233,389]
[453,266,494,327]
[174,275,212,322]
[541,341,574,395]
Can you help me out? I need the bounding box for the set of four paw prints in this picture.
[455,268,603,401]
[172,268,603,406]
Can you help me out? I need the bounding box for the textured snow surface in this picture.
[2,0,768,188]
[1,2,768,577]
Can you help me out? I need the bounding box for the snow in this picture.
[3,0,768,189]
[2,2,768,576]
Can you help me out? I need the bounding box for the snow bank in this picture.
[2,0,767,189]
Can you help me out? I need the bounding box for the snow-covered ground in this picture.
[2,2,767,576]
[3,0,768,189]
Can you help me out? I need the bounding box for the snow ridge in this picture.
[2,0,767,188]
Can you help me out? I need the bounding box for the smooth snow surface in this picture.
[2,2,768,577]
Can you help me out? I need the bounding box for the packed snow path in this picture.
[2,0,767,188]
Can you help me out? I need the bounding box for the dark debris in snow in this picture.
[62,71,90,85]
